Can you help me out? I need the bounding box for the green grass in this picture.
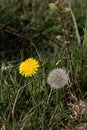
[0,0,87,129]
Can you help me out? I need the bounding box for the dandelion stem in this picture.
[56,90,59,105]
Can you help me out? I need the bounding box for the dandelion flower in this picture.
[47,68,69,89]
[19,58,39,77]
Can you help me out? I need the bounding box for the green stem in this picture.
[71,8,81,46]
[56,90,59,105]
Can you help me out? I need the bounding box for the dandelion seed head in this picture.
[47,68,69,89]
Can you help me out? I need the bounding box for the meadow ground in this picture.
[0,0,87,129]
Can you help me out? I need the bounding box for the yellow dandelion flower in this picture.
[19,58,39,77]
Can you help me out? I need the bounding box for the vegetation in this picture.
[0,0,87,129]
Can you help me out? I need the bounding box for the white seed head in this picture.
[47,68,69,89]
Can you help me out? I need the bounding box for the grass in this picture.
[0,0,87,129]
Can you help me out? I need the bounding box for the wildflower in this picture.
[19,58,39,77]
[47,68,69,89]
